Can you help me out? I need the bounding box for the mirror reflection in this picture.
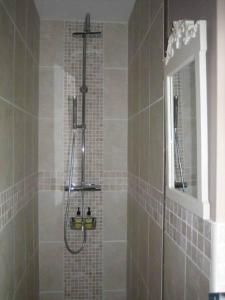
[172,61,197,197]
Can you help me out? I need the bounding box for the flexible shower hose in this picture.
[64,130,87,254]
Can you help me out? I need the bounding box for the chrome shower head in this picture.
[72,13,102,38]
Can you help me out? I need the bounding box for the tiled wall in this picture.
[127,0,164,298]
[0,0,40,299]
[39,20,65,300]
[64,21,103,300]
[103,23,128,300]
[127,0,212,299]
[38,20,128,300]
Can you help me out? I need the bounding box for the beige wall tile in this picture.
[14,109,25,183]
[27,0,40,60]
[40,21,64,67]
[149,8,164,104]
[151,0,164,21]
[131,198,139,263]
[15,0,27,40]
[14,276,28,300]
[39,242,64,291]
[24,114,34,176]
[128,116,140,176]
[103,241,126,290]
[103,191,127,241]
[0,222,14,300]
[39,117,64,172]
[139,108,150,182]
[132,54,141,114]
[14,208,26,287]
[104,23,128,69]
[24,49,34,113]
[1,0,16,20]
[33,63,40,116]
[39,67,64,118]
[138,274,148,300]
[0,4,14,102]
[149,99,164,191]
[0,100,13,191]
[127,256,139,300]
[127,195,134,246]
[26,258,36,300]
[139,33,150,110]
[40,291,64,300]
[148,218,162,300]
[104,69,127,120]
[104,290,126,300]
[103,120,127,171]
[39,191,64,242]
[33,118,39,173]
[33,193,39,250]
[14,31,26,109]
[137,205,149,285]
[25,199,34,263]
[139,0,151,41]
[185,258,209,300]
[164,236,185,300]
[33,252,40,300]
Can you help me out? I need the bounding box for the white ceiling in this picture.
[35,0,135,22]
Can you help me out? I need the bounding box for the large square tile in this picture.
[164,236,185,300]
[104,69,127,120]
[40,21,64,67]
[103,191,127,241]
[149,99,164,191]
[39,191,64,242]
[185,258,209,300]
[103,241,126,290]
[39,242,64,291]
[0,4,14,101]
[103,120,127,171]
[0,100,13,191]
[104,23,128,68]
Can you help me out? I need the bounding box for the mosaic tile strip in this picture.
[165,196,211,279]
[128,173,163,228]
[128,172,211,279]
[0,173,38,232]
[64,21,103,300]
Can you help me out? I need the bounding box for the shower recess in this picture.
[64,13,102,254]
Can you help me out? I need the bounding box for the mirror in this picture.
[165,20,210,219]
[172,61,197,197]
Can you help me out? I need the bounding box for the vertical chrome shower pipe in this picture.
[80,15,89,221]
[81,36,86,185]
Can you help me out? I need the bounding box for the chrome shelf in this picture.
[65,183,101,192]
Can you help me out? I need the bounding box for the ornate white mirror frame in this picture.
[165,20,210,219]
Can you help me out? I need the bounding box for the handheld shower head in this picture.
[85,13,91,33]
[174,95,179,130]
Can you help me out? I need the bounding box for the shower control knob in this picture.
[80,85,88,93]
[77,207,81,216]
[87,207,91,216]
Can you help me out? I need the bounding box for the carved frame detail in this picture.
[165,20,200,65]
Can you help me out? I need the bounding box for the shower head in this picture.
[72,13,102,38]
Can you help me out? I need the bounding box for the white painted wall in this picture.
[35,0,135,22]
